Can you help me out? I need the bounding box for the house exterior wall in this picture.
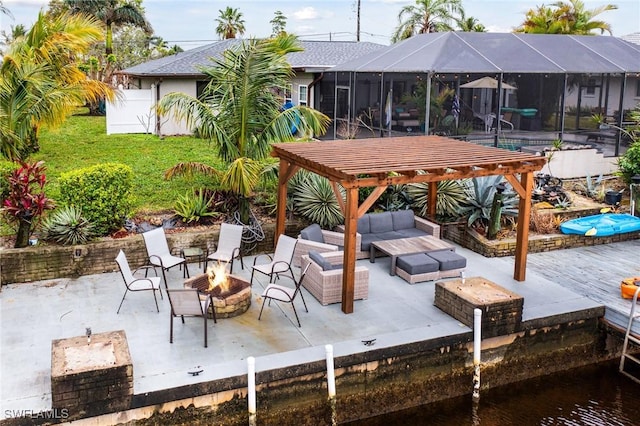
[564,75,640,116]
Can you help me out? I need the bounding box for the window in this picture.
[284,84,292,103]
[585,78,596,96]
[298,84,308,106]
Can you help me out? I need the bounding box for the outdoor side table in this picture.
[181,247,205,274]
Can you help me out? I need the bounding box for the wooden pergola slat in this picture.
[271,136,546,314]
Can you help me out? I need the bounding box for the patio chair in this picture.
[250,234,297,285]
[204,223,244,273]
[292,223,349,268]
[301,251,369,306]
[166,288,214,348]
[142,227,188,289]
[114,250,162,314]
[258,263,310,327]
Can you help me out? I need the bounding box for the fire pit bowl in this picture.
[184,273,252,319]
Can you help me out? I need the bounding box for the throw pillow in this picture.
[300,224,325,243]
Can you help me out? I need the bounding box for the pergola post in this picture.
[514,172,533,281]
[341,186,359,314]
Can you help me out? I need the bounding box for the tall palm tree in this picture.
[64,0,152,54]
[0,11,115,160]
[391,0,463,43]
[517,0,617,35]
[215,6,246,40]
[157,35,330,223]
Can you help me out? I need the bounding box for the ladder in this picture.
[619,285,640,384]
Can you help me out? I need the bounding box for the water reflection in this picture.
[345,362,640,425]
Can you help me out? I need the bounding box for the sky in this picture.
[2,0,639,50]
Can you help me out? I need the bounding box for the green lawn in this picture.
[33,112,222,213]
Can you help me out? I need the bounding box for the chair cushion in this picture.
[391,210,415,230]
[300,224,324,243]
[396,253,439,275]
[369,212,393,233]
[427,251,467,271]
[377,231,403,240]
[357,215,370,234]
[308,250,341,271]
[396,228,429,238]
[360,234,379,251]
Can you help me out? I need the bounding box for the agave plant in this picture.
[174,189,220,224]
[407,176,470,219]
[292,172,344,229]
[459,176,519,227]
[41,206,95,245]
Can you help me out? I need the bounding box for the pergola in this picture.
[271,136,546,314]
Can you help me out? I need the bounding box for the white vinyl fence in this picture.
[106,86,156,135]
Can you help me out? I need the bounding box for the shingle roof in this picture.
[121,40,385,77]
[621,32,640,46]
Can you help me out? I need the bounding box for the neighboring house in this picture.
[563,33,640,118]
[115,40,384,135]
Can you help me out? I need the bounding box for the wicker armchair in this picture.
[292,225,361,268]
[300,252,369,306]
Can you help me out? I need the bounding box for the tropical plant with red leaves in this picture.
[2,161,54,247]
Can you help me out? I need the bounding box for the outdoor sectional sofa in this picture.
[301,251,369,305]
[337,210,441,259]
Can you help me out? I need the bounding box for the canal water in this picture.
[345,361,640,425]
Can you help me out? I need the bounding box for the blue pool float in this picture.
[560,213,640,237]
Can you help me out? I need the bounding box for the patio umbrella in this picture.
[460,76,517,90]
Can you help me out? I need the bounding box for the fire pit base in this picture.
[184,274,252,319]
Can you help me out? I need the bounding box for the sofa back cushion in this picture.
[369,212,393,234]
[308,250,342,271]
[300,223,324,243]
[357,215,370,234]
[392,210,415,230]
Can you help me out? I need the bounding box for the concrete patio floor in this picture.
[3,239,634,418]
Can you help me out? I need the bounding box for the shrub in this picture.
[58,163,133,236]
[617,140,640,184]
[407,177,470,219]
[0,160,19,202]
[41,205,95,245]
[291,171,344,229]
[2,161,55,247]
[174,189,220,223]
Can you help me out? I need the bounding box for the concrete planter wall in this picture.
[521,146,618,179]
[0,222,305,286]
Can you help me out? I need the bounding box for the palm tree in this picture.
[517,0,617,35]
[0,1,12,18]
[64,0,152,54]
[156,35,330,223]
[391,0,463,43]
[0,11,116,161]
[456,10,486,32]
[215,6,246,40]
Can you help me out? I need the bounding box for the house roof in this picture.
[121,40,385,78]
[621,32,640,46]
[330,32,640,74]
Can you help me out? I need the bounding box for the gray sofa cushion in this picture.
[369,212,393,233]
[308,250,342,271]
[392,210,415,230]
[397,253,439,275]
[300,223,324,243]
[396,228,429,238]
[427,251,466,271]
[359,234,379,251]
[377,231,404,241]
[357,215,370,234]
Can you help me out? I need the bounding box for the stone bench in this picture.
[395,251,466,284]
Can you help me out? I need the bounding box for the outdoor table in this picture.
[370,235,455,276]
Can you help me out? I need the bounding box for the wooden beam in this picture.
[341,187,359,314]
[331,181,346,215]
[514,172,533,281]
[274,159,289,247]
[428,181,437,217]
[358,186,387,217]
[504,173,525,198]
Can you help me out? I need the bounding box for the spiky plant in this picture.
[292,172,344,229]
[174,189,220,224]
[458,176,519,227]
[41,205,95,245]
[407,176,470,219]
